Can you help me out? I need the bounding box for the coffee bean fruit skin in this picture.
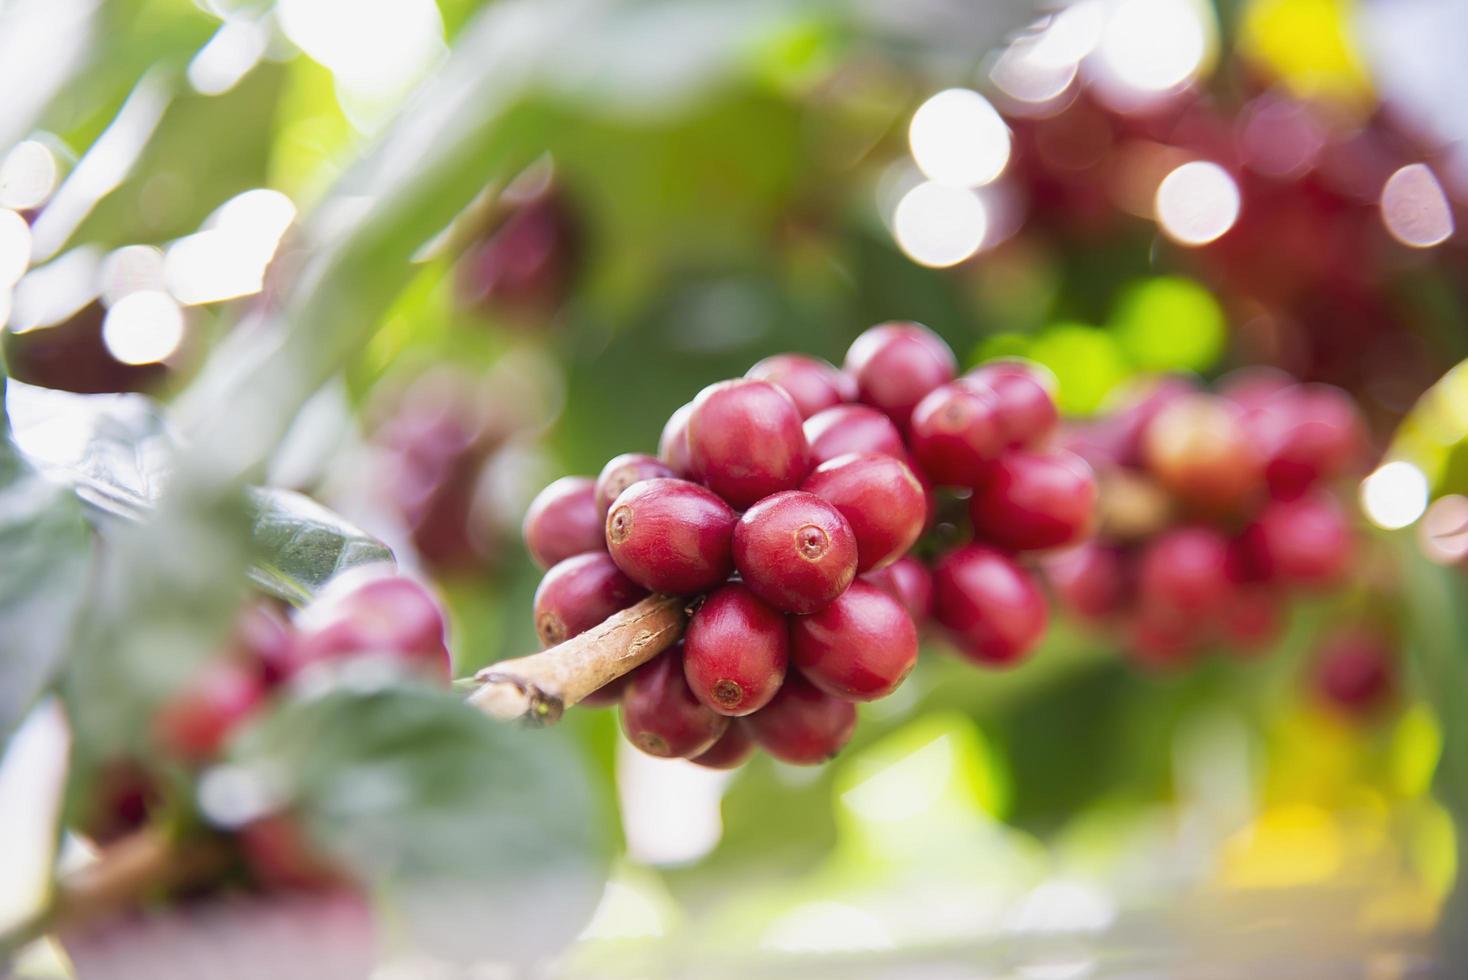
[844,321,956,430]
[152,660,266,761]
[578,671,634,708]
[1142,394,1262,516]
[733,491,859,614]
[689,722,756,769]
[802,453,926,572]
[933,544,1048,667]
[658,402,695,477]
[606,478,737,595]
[803,404,908,465]
[961,361,1059,448]
[746,353,854,419]
[687,379,811,509]
[791,581,918,701]
[1136,526,1236,620]
[292,568,452,680]
[969,450,1097,552]
[683,583,790,716]
[1044,541,1128,621]
[620,647,730,758]
[908,382,1005,487]
[746,672,858,765]
[595,453,677,517]
[523,476,605,569]
[1240,491,1353,588]
[863,556,934,621]
[533,552,648,648]
[1313,630,1394,716]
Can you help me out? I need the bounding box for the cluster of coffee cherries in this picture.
[521,322,1096,767]
[1050,369,1367,667]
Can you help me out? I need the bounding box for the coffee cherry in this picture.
[802,453,926,572]
[292,568,452,680]
[658,402,695,477]
[687,379,810,509]
[969,450,1097,551]
[863,556,934,621]
[961,361,1059,448]
[455,179,579,323]
[1044,541,1128,621]
[579,672,634,708]
[844,321,956,430]
[606,478,737,595]
[1142,394,1262,516]
[733,491,858,614]
[594,453,677,517]
[620,647,729,758]
[1136,526,1235,619]
[933,545,1048,666]
[803,404,907,465]
[689,722,756,769]
[234,602,295,686]
[1219,366,1294,412]
[523,476,604,569]
[1221,588,1281,652]
[533,552,648,647]
[1240,490,1352,588]
[683,583,789,715]
[746,353,854,419]
[1248,383,1365,498]
[1126,608,1204,670]
[791,581,918,701]
[908,382,1005,487]
[152,659,266,761]
[238,815,345,890]
[745,672,857,765]
[1313,630,1394,717]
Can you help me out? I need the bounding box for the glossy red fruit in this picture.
[1248,384,1365,497]
[523,476,604,569]
[687,379,811,509]
[1142,394,1262,516]
[1137,526,1236,619]
[683,584,789,715]
[746,354,854,419]
[1241,491,1353,588]
[291,567,452,680]
[578,671,634,708]
[733,491,859,614]
[1221,588,1281,652]
[620,647,729,758]
[745,672,857,765]
[234,602,295,685]
[606,478,737,595]
[594,453,677,517]
[689,722,756,769]
[1044,542,1128,621]
[802,453,926,572]
[1126,608,1205,671]
[1313,630,1394,717]
[238,815,345,890]
[803,404,908,465]
[932,545,1048,666]
[962,361,1059,448]
[844,322,956,430]
[863,556,934,621]
[1218,366,1294,412]
[658,402,695,477]
[455,180,579,322]
[153,660,266,762]
[791,581,918,701]
[970,450,1097,552]
[908,382,1005,487]
[533,552,648,647]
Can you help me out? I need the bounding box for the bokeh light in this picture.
[1360,461,1429,530]
[892,181,988,268]
[1380,164,1454,248]
[1028,322,1130,414]
[1094,0,1213,97]
[0,140,59,211]
[908,89,1011,187]
[187,18,269,97]
[101,289,185,365]
[165,188,295,305]
[277,0,445,98]
[100,245,167,306]
[0,208,31,288]
[1155,161,1240,245]
[1111,276,1225,372]
[989,4,1106,111]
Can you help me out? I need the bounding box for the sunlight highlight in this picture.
[893,181,988,268]
[908,88,1011,187]
[102,289,185,365]
[1360,461,1429,530]
[1155,161,1240,245]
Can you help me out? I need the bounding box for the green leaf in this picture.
[229,685,612,964]
[244,487,394,605]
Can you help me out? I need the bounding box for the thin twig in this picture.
[466,594,688,725]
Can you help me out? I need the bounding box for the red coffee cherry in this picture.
[791,581,918,701]
[454,179,579,323]
[961,360,1059,448]
[683,583,789,716]
[595,453,677,517]
[933,545,1048,667]
[1221,588,1281,653]
[1240,490,1353,588]
[1044,541,1128,621]
[745,672,857,765]
[620,647,729,758]
[152,659,266,762]
[1313,630,1394,717]
[1126,607,1205,671]
[1218,366,1294,412]
[746,353,854,419]
[969,450,1097,552]
[863,556,934,622]
[533,552,648,647]
[1248,383,1366,498]
[689,722,756,769]
[908,381,1005,487]
[1142,393,1262,516]
[658,402,695,477]
[579,672,634,708]
[687,379,811,509]
[238,815,346,890]
[844,321,956,430]
[733,491,859,614]
[803,404,907,465]
[233,602,295,686]
[802,453,926,572]
[523,476,604,569]
[1136,526,1236,620]
[605,478,737,595]
[292,567,452,681]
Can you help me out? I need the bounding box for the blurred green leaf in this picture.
[245,487,394,605]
